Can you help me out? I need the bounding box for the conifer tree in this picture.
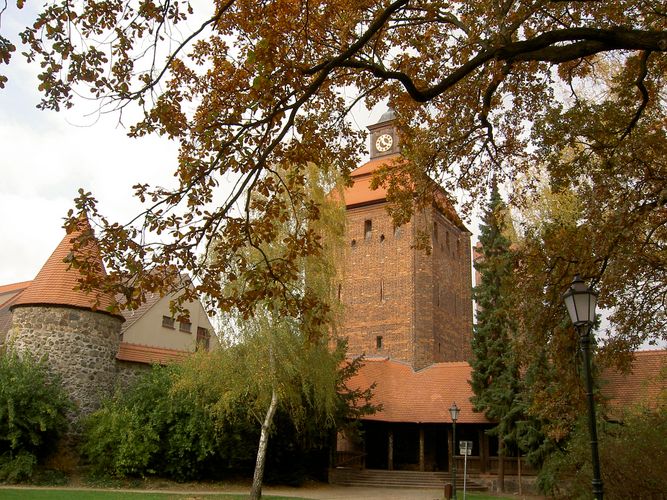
[470,182,522,491]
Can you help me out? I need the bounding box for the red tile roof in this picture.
[116,342,189,364]
[343,157,468,232]
[347,357,490,424]
[601,349,667,415]
[11,215,122,318]
[342,156,398,208]
[0,282,31,341]
[0,281,32,297]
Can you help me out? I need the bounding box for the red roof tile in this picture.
[342,157,398,208]
[347,357,490,424]
[601,349,667,415]
[0,282,31,341]
[0,281,33,297]
[116,342,189,364]
[343,157,468,232]
[11,215,122,318]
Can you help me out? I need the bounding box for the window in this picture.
[376,336,383,349]
[364,219,372,240]
[197,327,210,350]
[179,321,192,333]
[380,234,385,244]
[394,225,402,238]
[337,283,342,301]
[162,316,175,329]
[351,239,357,248]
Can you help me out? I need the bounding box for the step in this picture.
[329,468,487,491]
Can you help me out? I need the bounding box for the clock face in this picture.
[375,133,393,153]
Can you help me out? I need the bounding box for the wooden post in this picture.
[419,427,425,471]
[388,430,394,471]
[478,428,487,473]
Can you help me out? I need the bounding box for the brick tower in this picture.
[340,110,472,369]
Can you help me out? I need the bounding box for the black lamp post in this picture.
[449,402,460,500]
[563,275,603,500]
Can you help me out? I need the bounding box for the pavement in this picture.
[260,484,446,499]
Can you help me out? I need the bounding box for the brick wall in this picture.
[340,203,415,363]
[340,201,472,369]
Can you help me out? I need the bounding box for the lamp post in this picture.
[449,402,460,500]
[563,275,603,500]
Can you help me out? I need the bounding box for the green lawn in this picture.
[0,491,294,500]
[0,487,536,500]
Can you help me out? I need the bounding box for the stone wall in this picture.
[115,359,151,389]
[7,305,122,420]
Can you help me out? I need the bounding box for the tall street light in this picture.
[563,275,603,500]
[449,402,460,500]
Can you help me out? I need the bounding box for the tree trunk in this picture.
[250,388,279,500]
[498,437,505,493]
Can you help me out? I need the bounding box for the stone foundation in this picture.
[7,305,122,420]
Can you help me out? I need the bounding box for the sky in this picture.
[0,5,384,286]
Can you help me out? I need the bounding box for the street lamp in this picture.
[563,275,603,500]
[449,402,460,500]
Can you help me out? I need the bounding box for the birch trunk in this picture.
[250,387,279,500]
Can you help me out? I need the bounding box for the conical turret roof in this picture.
[11,214,122,318]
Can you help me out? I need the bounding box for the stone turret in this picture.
[7,214,124,420]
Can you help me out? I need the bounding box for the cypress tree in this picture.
[470,182,522,491]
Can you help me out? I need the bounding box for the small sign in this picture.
[459,440,473,456]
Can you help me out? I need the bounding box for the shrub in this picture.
[539,404,667,499]
[0,350,71,483]
[81,364,225,480]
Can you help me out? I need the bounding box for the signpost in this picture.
[459,441,473,500]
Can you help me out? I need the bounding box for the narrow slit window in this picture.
[364,219,372,240]
[376,336,383,350]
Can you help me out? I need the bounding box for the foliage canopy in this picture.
[0,351,71,483]
[2,0,665,337]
